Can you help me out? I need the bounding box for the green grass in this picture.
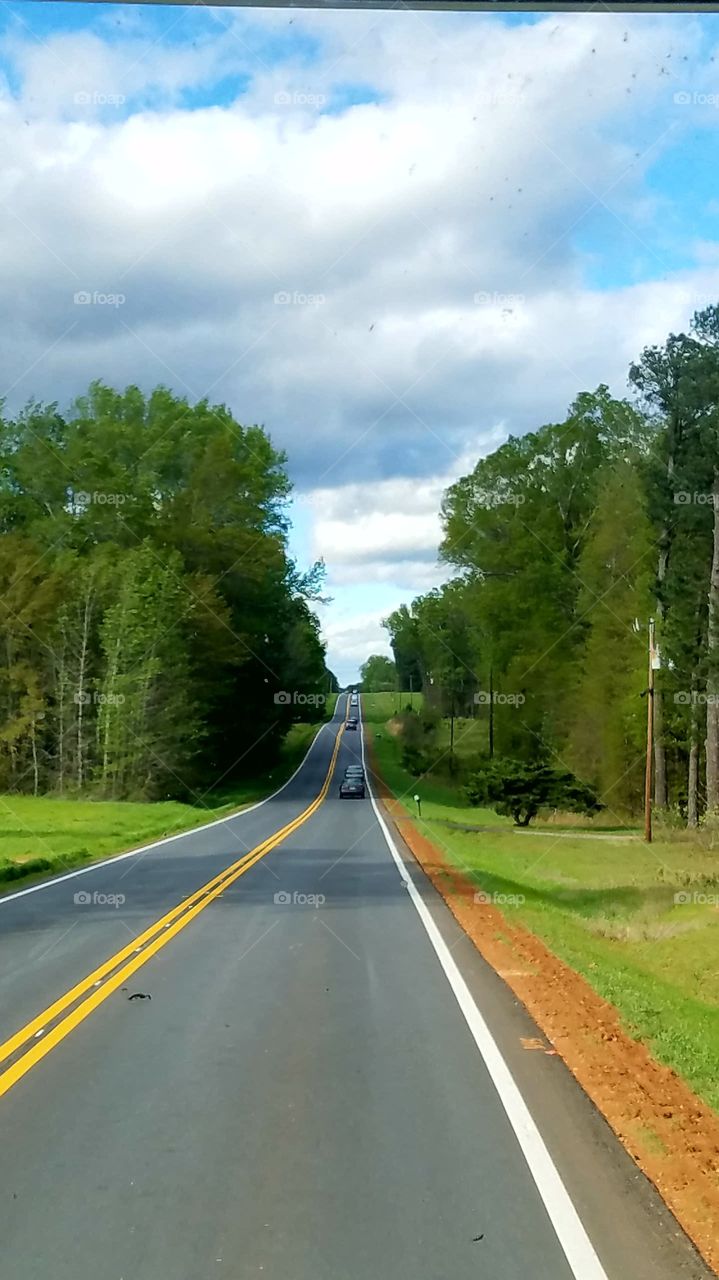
[0,716,330,892]
[365,691,508,827]
[368,710,719,1113]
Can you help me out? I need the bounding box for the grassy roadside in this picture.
[0,705,337,893]
[363,693,719,1113]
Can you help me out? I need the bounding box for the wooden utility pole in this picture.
[645,618,656,843]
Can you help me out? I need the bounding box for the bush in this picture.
[399,707,439,775]
[465,758,603,826]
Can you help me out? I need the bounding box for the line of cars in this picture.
[339,765,365,799]
[340,689,364,797]
[346,688,359,732]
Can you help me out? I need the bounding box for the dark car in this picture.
[340,777,365,798]
[346,718,358,730]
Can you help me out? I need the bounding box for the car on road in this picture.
[344,766,364,779]
[346,718,358,730]
[339,775,365,798]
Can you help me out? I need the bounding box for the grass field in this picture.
[364,694,719,1112]
[0,712,334,891]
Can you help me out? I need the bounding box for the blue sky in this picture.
[0,3,717,681]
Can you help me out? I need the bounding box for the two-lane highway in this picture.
[0,695,711,1280]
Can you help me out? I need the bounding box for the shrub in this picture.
[465,758,603,826]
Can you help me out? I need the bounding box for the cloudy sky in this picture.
[1,2,718,683]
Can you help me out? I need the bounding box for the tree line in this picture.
[382,305,719,827]
[0,383,335,800]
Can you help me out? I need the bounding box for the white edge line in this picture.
[358,698,609,1280]
[0,700,344,908]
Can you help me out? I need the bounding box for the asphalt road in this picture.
[0,694,712,1280]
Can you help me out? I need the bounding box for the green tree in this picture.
[466,759,602,826]
[565,461,654,812]
[360,654,396,691]
[0,383,328,798]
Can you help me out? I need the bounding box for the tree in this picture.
[440,387,653,762]
[96,544,200,799]
[630,332,707,808]
[565,460,654,811]
[382,605,423,693]
[0,383,329,798]
[465,759,602,826]
[360,654,396,692]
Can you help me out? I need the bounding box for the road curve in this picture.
[0,695,711,1280]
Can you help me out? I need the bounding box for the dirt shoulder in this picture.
[371,761,719,1275]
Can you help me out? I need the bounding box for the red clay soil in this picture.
[371,764,719,1274]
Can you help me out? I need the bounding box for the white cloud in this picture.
[318,605,393,677]
[0,8,713,676]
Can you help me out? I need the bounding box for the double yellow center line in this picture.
[0,714,346,1101]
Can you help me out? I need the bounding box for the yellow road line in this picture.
[0,713,345,1100]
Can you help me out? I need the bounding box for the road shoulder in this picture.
[369,749,718,1280]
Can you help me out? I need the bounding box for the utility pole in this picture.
[644,617,657,843]
[488,664,494,759]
